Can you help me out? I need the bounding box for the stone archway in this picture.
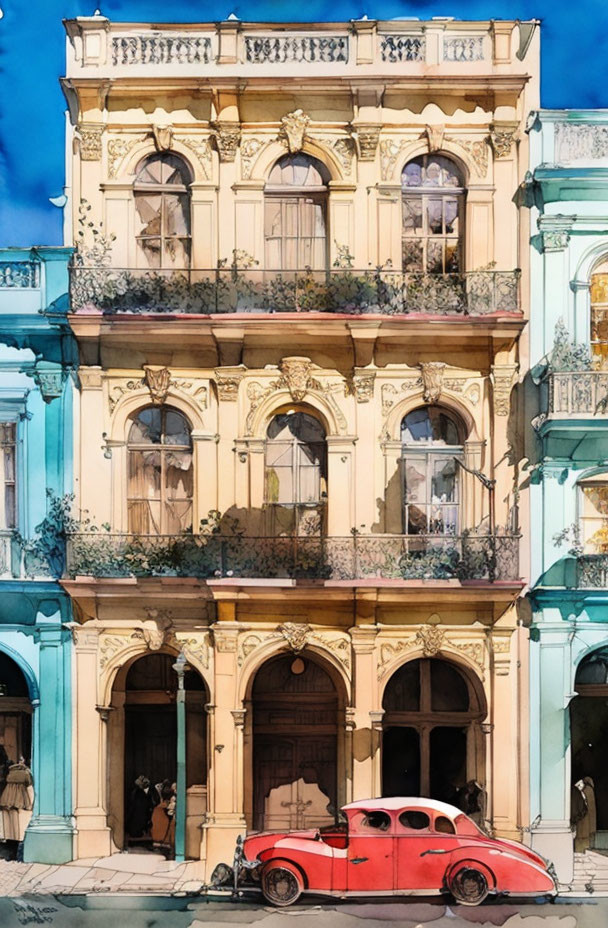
[382,656,486,815]
[248,651,344,833]
[108,651,209,857]
[0,651,34,850]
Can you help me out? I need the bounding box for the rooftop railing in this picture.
[67,532,520,583]
[69,267,521,317]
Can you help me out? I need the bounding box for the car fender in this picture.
[260,855,309,889]
[474,847,556,893]
[445,856,496,891]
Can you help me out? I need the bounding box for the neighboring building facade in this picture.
[0,248,75,862]
[62,16,538,876]
[527,110,608,884]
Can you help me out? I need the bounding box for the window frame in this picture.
[264,154,330,272]
[133,153,192,270]
[401,154,466,275]
[577,473,608,553]
[0,420,17,531]
[126,405,193,535]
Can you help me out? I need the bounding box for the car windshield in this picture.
[454,812,483,836]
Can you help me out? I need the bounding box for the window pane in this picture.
[128,449,162,499]
[135,193,162,236]
[3,445,15,482]
[5,485,15,529]
[402,197,423,235]
[128,500,162,534]
[403,239,423,272]
[426,198,444,234]
[399,810,430,830]
[129,408,163,444]
[164,499,192,534]
[164,193,190,236]
[383,660,421,711]
[165,451,193,499]
[164,410,191,446]
[431,659,469,711]
[427,239,444,273]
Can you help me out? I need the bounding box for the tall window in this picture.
[265,411,327,535]
[401,155,465,273]
[134,153,192,269]
[401,406,464,535]
[0,423,16,529]
[127,406,193,534]
[264,154,329,271]
[590,260,608,368]
[579,473,608,553]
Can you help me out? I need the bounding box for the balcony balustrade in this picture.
[69,266,520,317]
[0,261,40,289]
[577,554,608,588]
[547,371,608,418]
[67,532,520,582]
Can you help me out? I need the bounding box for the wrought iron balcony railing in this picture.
[577,554,608,589]
[69,267,521,317]
[547,371,608,418]
[67,532,520,582]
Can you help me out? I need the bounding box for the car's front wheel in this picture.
[261,861,304,906]
[449,866,489,906]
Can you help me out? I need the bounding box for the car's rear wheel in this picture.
[261,862,304,906]
[449,866,489,906]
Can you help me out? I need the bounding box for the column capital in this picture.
[349,625,379,653]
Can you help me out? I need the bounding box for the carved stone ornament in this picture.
[107,135,147,179]
[490,124,518,159]
[542,230,570,253]
[215,371,243,401]
[419,362,446,404]
[279,110,311,154]
[32,363,65,403]
[280,622,313,653]
[444,135,488,178]
[212,122,241,162]
[138,609,173,651]
[99,632,141,670]
[415,625,445,657]
[152,124,174,152]
[180,136,212,180]
[279,357,313,402]
[379,138,408,181]
[491,364,518,417]
[144,366,171,406]
[78,123,104,161]
[240,138,265,180]
[349,373,376,403]
[355,124,381,162]
[555,122,608,163]
[426,124,445,152]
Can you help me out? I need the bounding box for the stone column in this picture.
[489,632,521,842]
[382,441,402,534]
[72,626,113,859]
[24,615,75,863]
[350,626,379,801]
[326,437,357,535]
[192,431,219,525]
[530,628,574,883]
[203,619,246,881]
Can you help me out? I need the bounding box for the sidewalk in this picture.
[0,850,206,897]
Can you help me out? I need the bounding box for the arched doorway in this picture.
[382,657,485,812]
[249,652,343,832]
[571,647,608,851]
[108,652,208,857]
[0,651,34,854]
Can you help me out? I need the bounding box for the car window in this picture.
[454,813,483,837]
[359,811,391,832]
[398,810,430,831]
[434,815,456,835]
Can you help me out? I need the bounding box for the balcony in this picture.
[538,371,608,463]
[66,532,520,583]
[69,267,521,317]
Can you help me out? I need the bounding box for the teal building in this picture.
[0,248,75,862]
[526,111,608,884]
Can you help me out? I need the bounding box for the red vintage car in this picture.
[238,798,557,907]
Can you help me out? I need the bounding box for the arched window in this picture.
[590,259,608,367]
[127,406,193,534]
[134,153,192,269]
[401,406,464,535]
[401,155,465,274]
[265,411,327,535]
[382,657,484,806]
[264,154,330,271]
[578,473,608,553]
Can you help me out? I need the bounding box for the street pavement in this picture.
[0,896,607,928]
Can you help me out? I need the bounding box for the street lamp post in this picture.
[455,458,497,580]
[173,652,187,863]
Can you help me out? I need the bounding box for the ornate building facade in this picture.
[61,16,538,876]
[526,110,608,883]
[0,247,75,862]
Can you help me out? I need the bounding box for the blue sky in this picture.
[1,0,607,247]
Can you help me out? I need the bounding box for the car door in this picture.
[346,809,395,893]
[396,809,458,891]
